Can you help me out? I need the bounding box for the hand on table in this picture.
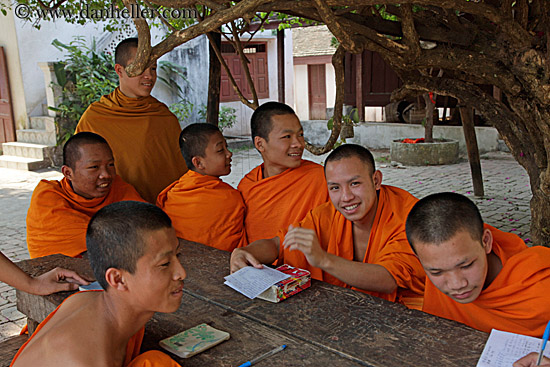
[30,267,90,295]
[230,248,263,273]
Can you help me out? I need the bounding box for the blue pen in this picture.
[238,344,287,367]
[537,321,550,366]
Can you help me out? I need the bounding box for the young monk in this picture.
[406,192,550,336]
[157,123,247,251]
[11,201,184,367]
[231,144,425,309]
[76,38,187,203]
[0,251,88,295]
[26,132,145,259]
[238,101,329,242]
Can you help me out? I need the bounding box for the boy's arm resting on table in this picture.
[514,352,550,367]
[283,226,397,294]
[230,237,280,273]
[0,252,90,295]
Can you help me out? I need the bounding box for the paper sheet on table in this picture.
[477,329,550,367]
[224,266,290,299]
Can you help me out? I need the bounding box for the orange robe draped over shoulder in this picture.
[238,160,329,243]
[422,225,550,337]
[157,170,247,251]
[26,176,144,258]
[10,291,180,367]
[277,185,425,309]
[76,87,187,203]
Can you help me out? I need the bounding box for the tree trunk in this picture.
[207,31,221,126]
[422,93,434,142]
[530,188,550,246]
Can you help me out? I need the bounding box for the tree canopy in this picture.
[4,0,550,245]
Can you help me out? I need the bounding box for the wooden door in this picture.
[0,47,15,144]
[308,64,326,120]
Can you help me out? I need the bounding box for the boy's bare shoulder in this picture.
[13,292,112,367]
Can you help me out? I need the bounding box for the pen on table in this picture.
[237,344,287,367]
[536,320,550,366]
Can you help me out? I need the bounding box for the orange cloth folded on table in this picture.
[10,291,146,367]
[157,170,247,251]
[276,185,426,309]
[76,87,187,203]
[422,225,550,337]
[238,160,329,243]
[26,175,145,258]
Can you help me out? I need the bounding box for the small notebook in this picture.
[159,323,230,358]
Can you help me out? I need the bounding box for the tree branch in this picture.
[205,32,257,110]
[306,45,345,155]
[147,0,268,67]
[230,20,259,106]
[400,3,421,59]
[123,0,152,76]
[312,0,363,53]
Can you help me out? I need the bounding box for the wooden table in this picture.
[16,241,489,366]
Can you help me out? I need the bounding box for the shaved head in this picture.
[63,132,110,169]
[406,192,484,252]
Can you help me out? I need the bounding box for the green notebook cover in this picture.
[159,323,230,358]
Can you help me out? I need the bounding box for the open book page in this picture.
[477,329,550,367]
[224,266,290,299]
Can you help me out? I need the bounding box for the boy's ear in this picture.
[61,165,73,181]
[254,136,266,152]
[114,64,125,78]
[191,156,203,170]
[105,268,128,291]
[373,170,383,190]
[482,228,493,254]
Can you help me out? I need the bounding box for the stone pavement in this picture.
[0,147,532,342]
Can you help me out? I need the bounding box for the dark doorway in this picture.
[308,64,327,120]
[0,47,15,144]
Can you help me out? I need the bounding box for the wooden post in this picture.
[277,29,285,103]
[459,106,484,196]
[355,53,364,121]
[206,31,221,126]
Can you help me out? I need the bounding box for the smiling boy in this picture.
[238,102,329,242]
[76,38,187,203]
[26,132,145,258]
[157,123,247,251]
[406,192,550,336]
[12,201,184,367]
[231,144,425,309]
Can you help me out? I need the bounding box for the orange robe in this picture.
[238,160,329,243]
[157,170,247,251]
[26,175,144,258]
[127,351,181,367]
[422,225,550,337]
[276,185,425,309]
[10,292,180,367]
[76,87,187,203]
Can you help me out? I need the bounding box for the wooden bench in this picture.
[0,334,28,367]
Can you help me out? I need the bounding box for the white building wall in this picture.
[325,63,335,109]
[293,64,309,120]
[13,18,108,122]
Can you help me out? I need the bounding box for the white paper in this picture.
[477,329,550,367]
[223,266,290,299]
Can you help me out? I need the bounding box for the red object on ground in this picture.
[401,138,425,144]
